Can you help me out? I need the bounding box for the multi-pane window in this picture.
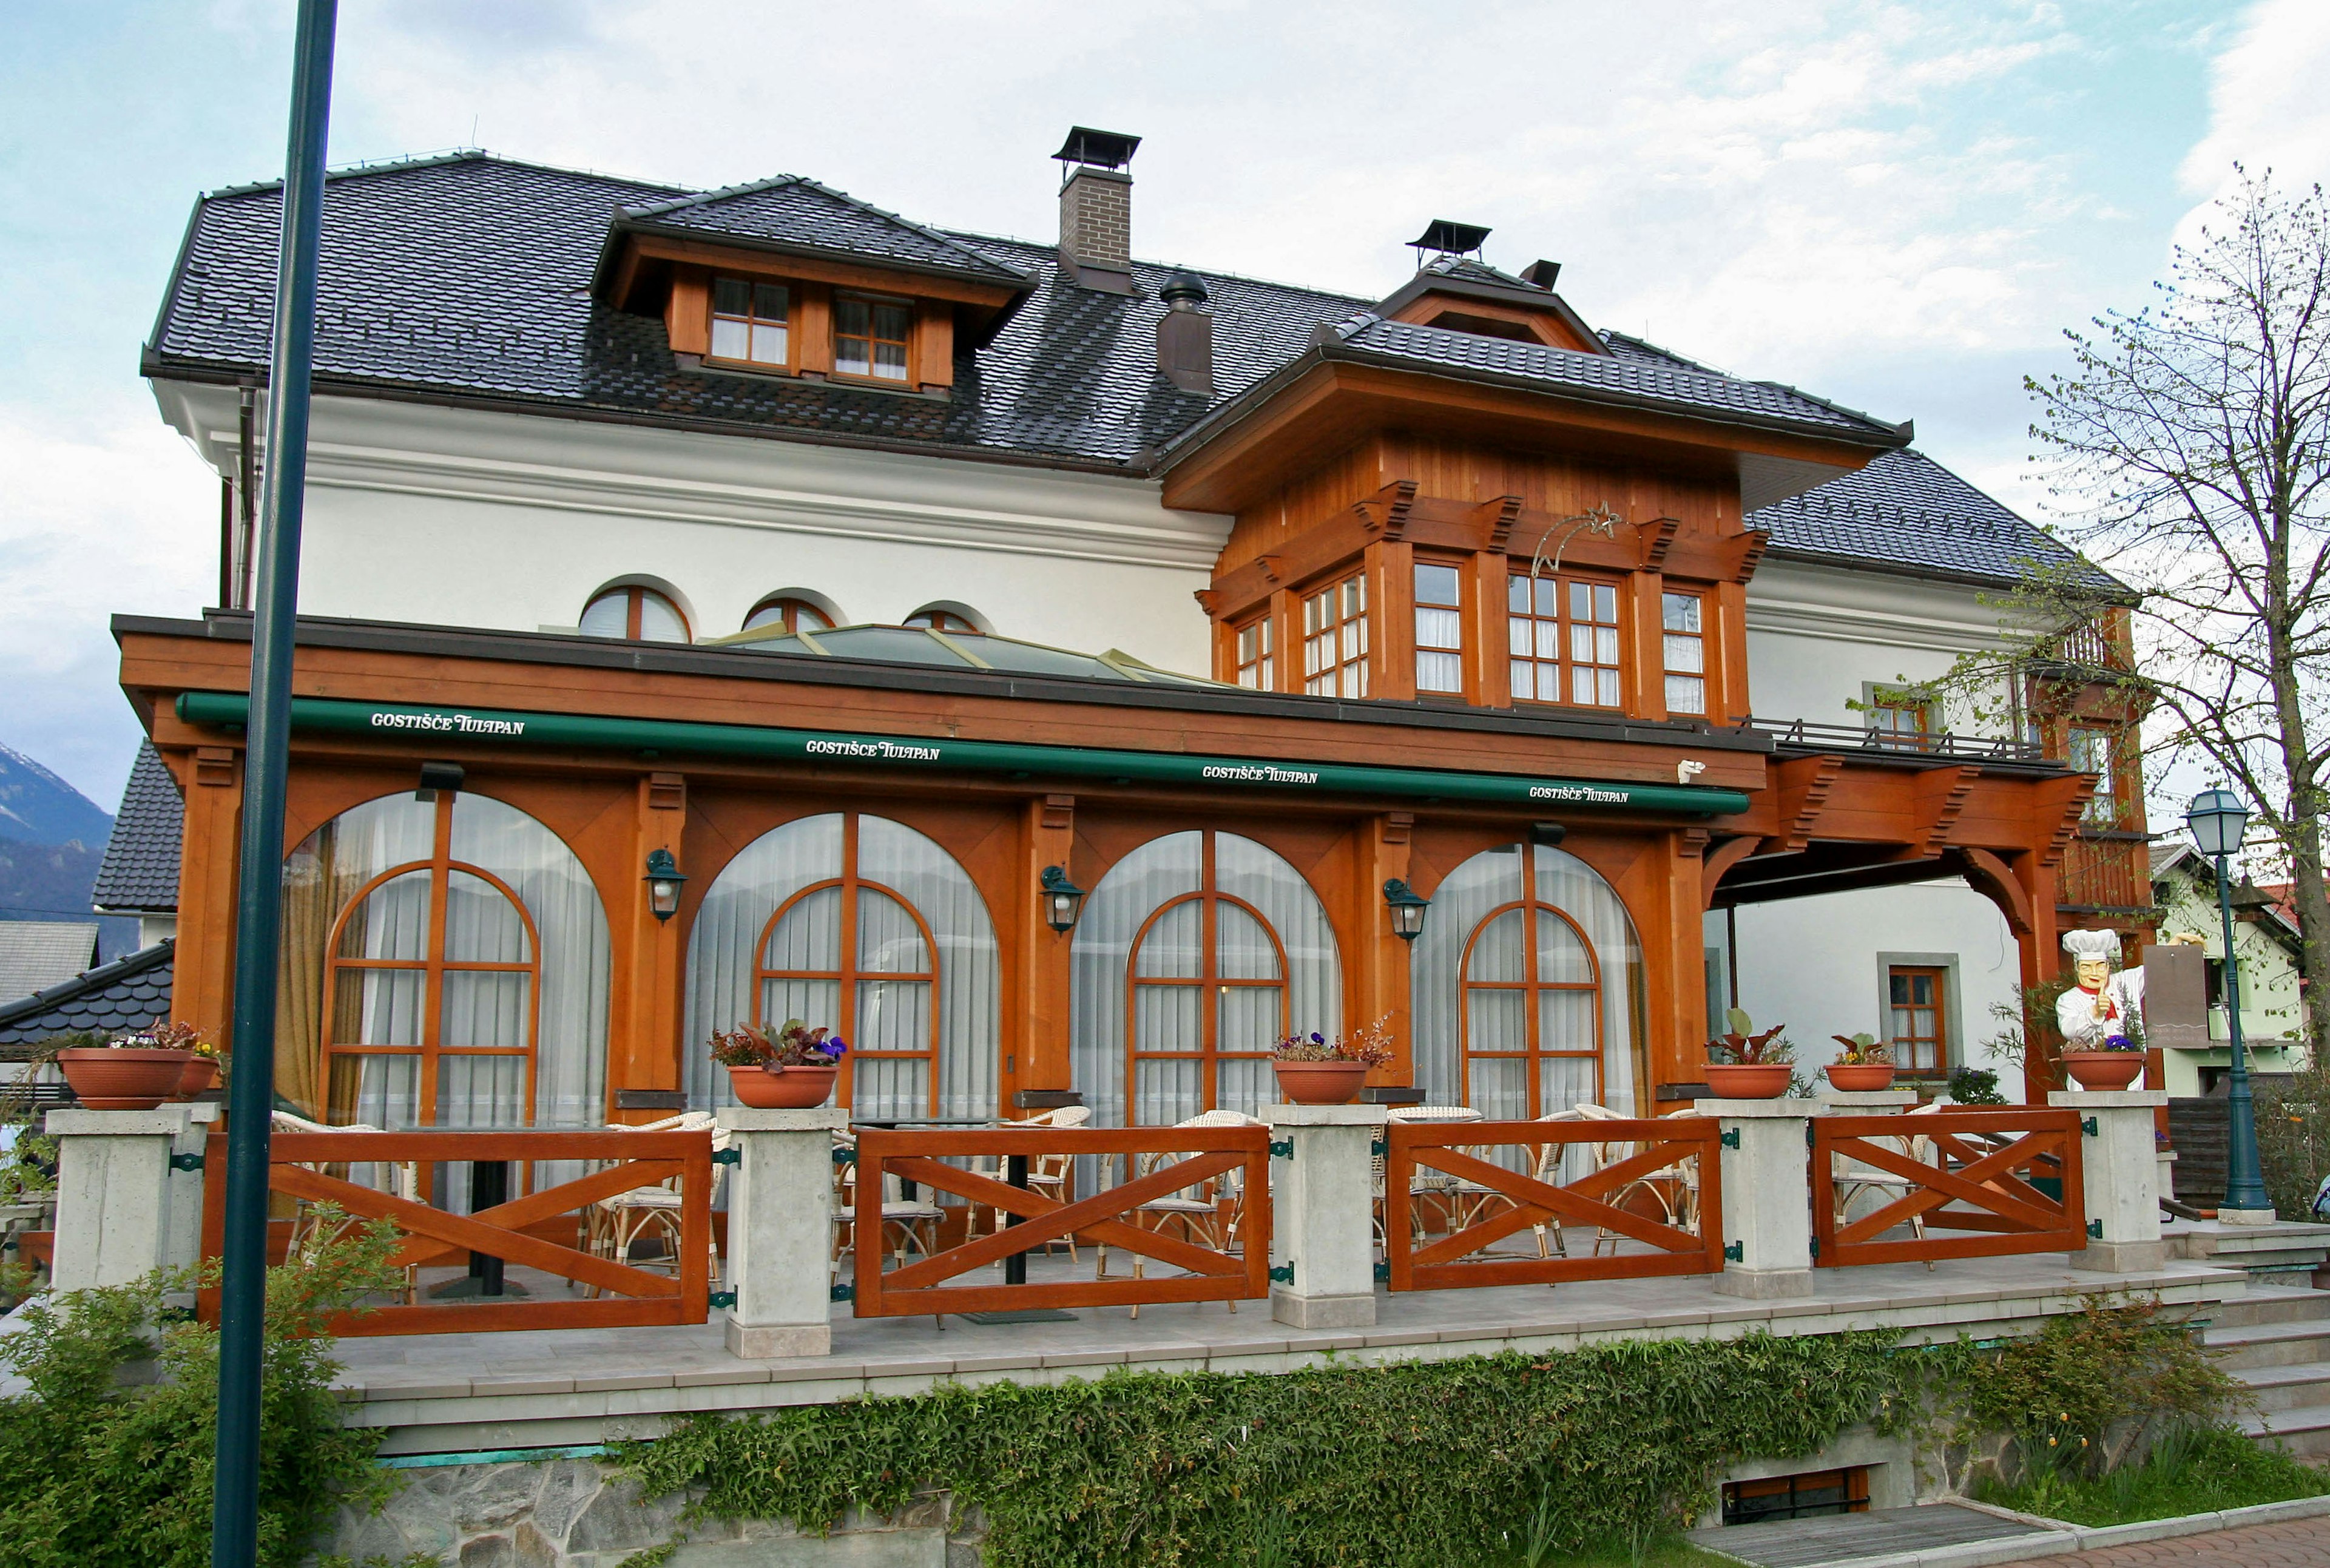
[1661,591,1706,715]
[835,294,913,382]
[1867,689,1933,750]
[2069,725,2120,825]
[744,596,836,634]
[1303,573,1369,697]
[1414,563,1464,695]
[709,277,789,367]
[579,586,689,643]
[1234,615,1274,691]
[1886,965,1948,1076]
[1508,574,1622,708]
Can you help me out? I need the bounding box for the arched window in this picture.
[1070,831,1341,1126]
[743,596,837,634]
[905,607,981,634]
[579,585,689,643]
[275,792,609,1134]
[1410,843,1644,1117]
[684,813,999,1119]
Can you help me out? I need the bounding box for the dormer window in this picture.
[836,294,913,382]
[581,585,690,643]
[709,277,790,367]
[745,596,835,634]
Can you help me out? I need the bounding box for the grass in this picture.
[1976,1425,2330,1527]
[1477,1538,1737,1568]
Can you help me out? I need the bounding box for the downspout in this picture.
[235,385,258,610]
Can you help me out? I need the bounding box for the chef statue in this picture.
[2055,928,2144,1049]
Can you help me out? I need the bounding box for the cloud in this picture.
[2178,0,2330,206]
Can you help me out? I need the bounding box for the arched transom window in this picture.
[1411,842,1644,1118]
[684,813,999,1120]
[1071,830,1342,1127]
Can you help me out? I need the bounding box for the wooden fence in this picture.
[1382,1117,1724,1291]
[849,1124,1272,1318]
[197,1126,715,1335]
[1811,1107,2085,1268]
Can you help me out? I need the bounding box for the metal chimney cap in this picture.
[1407,219,1492,257]
[1521,259,1562,289]
[1159,271,1209,307]
[1053,127,1141,170]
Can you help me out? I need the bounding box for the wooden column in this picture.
[1646,830,1713,1110]
[1714,580,1752,722]
[2016,849,2065,1101]
[1018,794,1078,1095]
[1352,813,1415,1084]
[1367,539,1416,702]
[170,746,244,1043]
[1467,549,1510,707]
[1632,572,1668,721]
[613,772,688,1121]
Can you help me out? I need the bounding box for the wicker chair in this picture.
[1828,1100,1943,1269]
[1567,1103,1702,1255]
[269,1110,419,1303]
[581,1111,727,1297]
[829,1127,944,1269]
[1370,1105,1485,1248]
[967,1104,1092,1261]
[1100,1109,1260,1319]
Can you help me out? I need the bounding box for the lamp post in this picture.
[2186,786,2275,1220]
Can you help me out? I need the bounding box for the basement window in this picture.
[1722,1467,1870,1526]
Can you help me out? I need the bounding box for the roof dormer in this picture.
[592,177,1035,394]
[1375,222,1606,355]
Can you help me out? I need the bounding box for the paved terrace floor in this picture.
[331,1253,2245,1456]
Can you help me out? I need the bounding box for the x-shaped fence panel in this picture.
[1812,1109,2084,1268]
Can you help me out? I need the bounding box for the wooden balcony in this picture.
[2058,831,2155,914]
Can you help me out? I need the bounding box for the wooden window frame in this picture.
[2068,723,2126,826]
[1660,588,1708,717]
[832,290,916,385]
[1865,684,1936,751]
[583,586,690,643]
[905,608,981,635]
[751,812,942,1117]
[1234,612,1275,691]
[745,596,836,634]
[1508,570,1626,712]
[1413,557,1466,697]
[1302,569,1370,698]
[1885,964,1950,1078]
[1457,843,1607,1111]
[1124,830,1291,1123]
[706,275,795,373]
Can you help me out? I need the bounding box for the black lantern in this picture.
[1383,878,1431,941]
[1041,865,1087,933]
[644,848,687,921]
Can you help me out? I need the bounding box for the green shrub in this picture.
[0,1212,402,1568]
[1946,1066,2005,1106]
[2254,1063,2330,1220]
[1978,1423,2326,1525]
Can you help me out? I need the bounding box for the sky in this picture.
[3,0,2328,811]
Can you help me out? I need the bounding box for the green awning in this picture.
[174,692,1752,817]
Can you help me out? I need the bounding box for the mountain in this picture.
[0,743,113,849]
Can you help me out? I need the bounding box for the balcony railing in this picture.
[2058,834,2153,911]
[1735,716,2050,765]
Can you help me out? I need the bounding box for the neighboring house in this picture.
[0,922,98,1007]
[0,939,175,1055]
[92,741,183,951]
[2150,843,2307,1092]
[112,136,2133,1124]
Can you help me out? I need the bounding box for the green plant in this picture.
[709,1018,849,1069]
[0,1208,405,1567]
[1947,1066,2007,1106]
[1707,1010,1792,1066]
[0,1130,58,1204]
[1829,1034,1891,1066]
[1977,1424,2326,1526]
[1271,1016,1394,1066]
[2254,1059,2330,1218]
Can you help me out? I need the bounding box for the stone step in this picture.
[2205,1318,2330,1370]
[2234,1360,2330,1414]
[2203,1284,2330,1330]
[2242,1402,2330,1460]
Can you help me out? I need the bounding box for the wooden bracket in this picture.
[1192,587,1222,616]
[1469,494,1525,552]
[1041,794,1075,831]
[1717,528,1774,585]
[1960,846,2034,935]
[1635,516,1681,570]
[1701,835,1764,909]
[1256,552,1285,584]
[1354,479,1419,540]
[1775,755,1846,853]
[646,772,686,813]
[1913,765,1981,854]
[1379,809,1414,846]
[193,746,238,788]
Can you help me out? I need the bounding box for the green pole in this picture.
[210,4,337,1563]
[2215,852,2274,1215]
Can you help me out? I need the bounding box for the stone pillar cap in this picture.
[1692,1098,1815,1118]
[48,1105,209,1137]
[2047,1090,2169,1109]
[1265,1103,1390,1127]
[714,1107,853,1132]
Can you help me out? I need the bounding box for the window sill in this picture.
[678,353,948,402]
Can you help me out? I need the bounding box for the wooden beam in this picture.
[1775,755,1846,852]
[1355,479,1419,540]
[1913,765,1982,855]
[625,234,1022,309]
[1701,834,1764,909]
[1960,846,2033,936]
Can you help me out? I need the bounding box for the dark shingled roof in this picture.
[146,150,2074,587]
[92,742,181,913]
[0,940,174,1049]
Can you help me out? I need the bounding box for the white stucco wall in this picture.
[1745,558,2017,735]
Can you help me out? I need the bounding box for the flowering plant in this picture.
[1271,1018,1394,1068]
[2093,1033,2143,1053]
[1706,1009,1794,1066]
[1829,1033,1891,1066]
[111,1019,212,1054]
[709,1018,850,1070]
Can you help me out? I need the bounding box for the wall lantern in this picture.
[1383,878,1431,942]
[1040,865,1087,934]
[2184,786,2249,858]
[644,848,687,921]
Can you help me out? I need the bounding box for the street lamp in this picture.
[2185,786,2275,1220]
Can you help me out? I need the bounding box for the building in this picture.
[114,134,2141,1130]
[2150,843,2306,1092]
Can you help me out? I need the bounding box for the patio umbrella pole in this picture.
[210,4,338,1564]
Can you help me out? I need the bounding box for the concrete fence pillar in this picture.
[47,1105,218,1293]
[2049,1089,2167,1272]
[715,1106,849,1357]
[1696,1098,1814,1298]
[1265,1103,1387,1329]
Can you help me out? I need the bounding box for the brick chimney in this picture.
[1053,126,1140,294]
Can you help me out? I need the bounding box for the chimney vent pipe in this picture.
[1156,271,1212,394]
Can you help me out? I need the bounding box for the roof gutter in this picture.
[174,692,1754,818]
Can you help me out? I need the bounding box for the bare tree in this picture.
[1924,172,2330,1048]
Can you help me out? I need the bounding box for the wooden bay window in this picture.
[1414,561,1464,695]
[1303,572,1369,697]
[1509,573,1623,709]
[1234,614,1275,691]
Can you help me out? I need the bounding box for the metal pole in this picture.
[210,4,337,1564]
[2215,850,2275,1216]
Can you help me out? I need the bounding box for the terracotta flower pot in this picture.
[2061,1051,2146,1092]
[1823,1063,1897,1092]
[58,1047,196,1110]
[176,1056,220,1098]
[728,1063,839,1109]
[1704,1062,1793,1099]
[1271,1059,1369,1106]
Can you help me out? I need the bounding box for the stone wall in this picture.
[319,1457,985,1567]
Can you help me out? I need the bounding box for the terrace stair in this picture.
[2206,1283,2330,1459]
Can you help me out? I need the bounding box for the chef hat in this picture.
[2061,929,2119,962]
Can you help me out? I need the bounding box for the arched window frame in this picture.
[745,596,837,634]
[1456,873,1606,1111]
[317,792,545,1129]
[905,606,982,634]
[1123,831,1293,1123]
[749,814,944,1114]
[581,584,691,642]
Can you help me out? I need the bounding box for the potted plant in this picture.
[710,1018,849,1109]
[1825,1033,1896,1092]
[55,1023,200,1110]
[1704,1010,1794,1098]
[146,1021,225,1097]
[2061,1030,2147,1092]
[1270,1020,1394,1106]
